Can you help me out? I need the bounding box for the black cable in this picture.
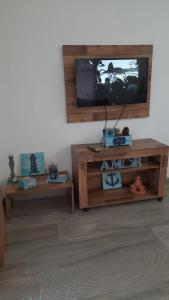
[101,103,126,145]
[112,104,126,131]
[100,105,108,144]
[104,105,108,129]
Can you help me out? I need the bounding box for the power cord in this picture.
[104,105,108,129]
[112,104,126,131]
[101,103,127,144]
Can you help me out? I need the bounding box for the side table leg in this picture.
[67,186,75,214]
[3,196,12,223]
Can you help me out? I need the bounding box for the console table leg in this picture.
[67,187,75,214]
[83,208,90,212]
[3,196,12,223]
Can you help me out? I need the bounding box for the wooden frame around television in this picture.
[63,45,153,123]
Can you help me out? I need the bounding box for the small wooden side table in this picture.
[0,199,6,269]
[3,171,74,223]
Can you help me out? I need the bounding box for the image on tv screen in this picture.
[75,58,148,107]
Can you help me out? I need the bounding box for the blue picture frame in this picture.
[20,152,45,176]
[102,172,122,190]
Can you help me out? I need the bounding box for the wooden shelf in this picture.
[72,139,168,209]
[88,188,158,208]
[87,161,159,177]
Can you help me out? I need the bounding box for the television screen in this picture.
[75,58,149,107]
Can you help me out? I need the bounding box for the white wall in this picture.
[0,0,169,181]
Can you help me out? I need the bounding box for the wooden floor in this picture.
[1,184,169,300]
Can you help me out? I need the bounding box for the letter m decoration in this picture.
[111,159,123,169]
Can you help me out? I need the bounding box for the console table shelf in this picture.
[87,161,160,176]
[88,188,157,208]
[72,139,168,209]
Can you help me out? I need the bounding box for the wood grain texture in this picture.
[3,172,74,223]
[3,196,12,224]
[0,201,6,270]
[158,154,168,197]
[72,139,168,209]
[63,45,153,123]
[1,185,169,299]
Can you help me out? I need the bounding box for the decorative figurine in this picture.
[30,153,38,174]
[114,128,121,136]
[48,163,58,180]
[122,126,130,136]
[130,176,146,194]
[8,155,17,184]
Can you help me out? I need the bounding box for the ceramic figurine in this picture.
[130,176,146,194]
[114,128,121,136]
[122,126,130,136]
[30,153,38,174]
[8,155,17,184]
[49,163,58,180]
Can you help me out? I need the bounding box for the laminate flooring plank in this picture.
[0,185,169,299]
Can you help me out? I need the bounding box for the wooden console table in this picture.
[72,139,168,209]
[3,171,74,223]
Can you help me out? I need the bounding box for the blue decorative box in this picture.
[103,129,132,148]
[47,174,68,184]
[18,176,37,190]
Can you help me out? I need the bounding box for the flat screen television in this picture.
[75,58,149,107]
